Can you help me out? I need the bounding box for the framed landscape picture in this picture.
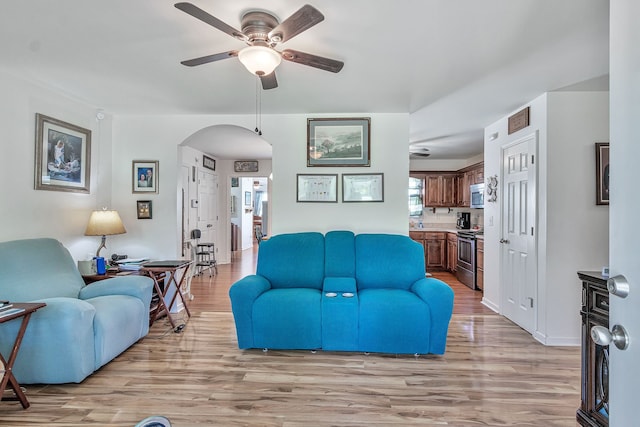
[34,113,91,193]
[307,118,371,167]
[132,160,159,194]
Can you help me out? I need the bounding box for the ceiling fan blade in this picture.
[281,49,344,73]
[269,4,324,43]
[260,72,278,90]
[175,2,247,42]
[180,50,238,67]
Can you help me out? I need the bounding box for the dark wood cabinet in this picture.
[410,231,446,271]
[424,174,457,207]
[476,239,484,290]
[577,271,609,427]
[413,162,483,208]
[446,232,457,272]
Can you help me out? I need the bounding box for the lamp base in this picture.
[96,235,107,258]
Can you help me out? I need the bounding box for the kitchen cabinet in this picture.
[412,162,483,208]
[446,232,458,272]
[410,231,446,271]
[476,238,484,290]
[424,173,457,207]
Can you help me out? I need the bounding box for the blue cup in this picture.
[94,257,106,275]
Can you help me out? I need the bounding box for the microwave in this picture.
[470,183,485,209]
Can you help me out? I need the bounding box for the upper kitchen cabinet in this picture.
[425,173,457,207]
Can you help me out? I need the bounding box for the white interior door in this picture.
[501,133,537,333]
[609,1,639,423]
[197,170,218,246]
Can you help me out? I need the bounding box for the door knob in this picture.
[591,324,630,350]
[607,274,630,298]
[499,238,510,244]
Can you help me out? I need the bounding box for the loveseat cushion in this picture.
[358,288,431,354]
[256,232,325,289]
[355,234,425,290]
[252,288,322,349]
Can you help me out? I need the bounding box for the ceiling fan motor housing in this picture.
[241,11,279,45]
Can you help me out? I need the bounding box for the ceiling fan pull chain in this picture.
[258,82,262,136]
[254,78,258,133]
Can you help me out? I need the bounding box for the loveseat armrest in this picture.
[79,276,154,309]
[323,277,357,294]
[229,275,272,349]
[411,277,455,354]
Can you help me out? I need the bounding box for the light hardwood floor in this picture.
[1,246,581,426]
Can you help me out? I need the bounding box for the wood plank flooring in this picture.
[1,246,581,426]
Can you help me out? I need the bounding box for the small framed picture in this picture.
[595,142,609,205]
[132,160,158,193]
[234,160,259,172]
[137,200,152,219]
[203,155,216,171]
[231,177,239,187]
[342,173,384,202]
[244,191,252,206]
[296,174,338,202]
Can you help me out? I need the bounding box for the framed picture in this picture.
[137,200,152,219]
[296,174,338,203]
[34,113,91,193]
[244,191,252,206]
[203,155,216,171]
[596,142,609,205]
[342,173,384,202]
[307,117,371,167]
[132,160,158,193]
[231,177,239,187]
[234,160,259,172]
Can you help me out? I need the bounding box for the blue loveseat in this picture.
[0,238,154,384]
[229,231,454,355]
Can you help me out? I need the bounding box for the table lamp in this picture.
[84,209,126,257]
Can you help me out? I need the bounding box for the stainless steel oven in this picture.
[456,230,478,289]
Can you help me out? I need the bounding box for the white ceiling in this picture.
[0,0,609,159]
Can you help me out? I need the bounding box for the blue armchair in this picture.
[0,238,153,384]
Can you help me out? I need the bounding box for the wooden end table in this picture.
[141,260,192,330]
[0,302,46,409]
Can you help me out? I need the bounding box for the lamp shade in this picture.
[238,46,282,76]
[85,210,126,236]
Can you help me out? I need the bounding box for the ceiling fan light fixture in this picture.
[238,45,282,76]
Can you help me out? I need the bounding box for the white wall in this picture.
[270,113,410,235]
[109,112,409,262]
[483,91,609,345]
[0,71,112,260]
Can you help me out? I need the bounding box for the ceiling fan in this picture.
[175,2,344,90]
[410,147,431,159]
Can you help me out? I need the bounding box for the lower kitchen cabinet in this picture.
[476,238,484,290]
[446,232,457,272]
[410,231,446,271]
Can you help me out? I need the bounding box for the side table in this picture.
[141,260,192,330]
[0,302,46,409]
